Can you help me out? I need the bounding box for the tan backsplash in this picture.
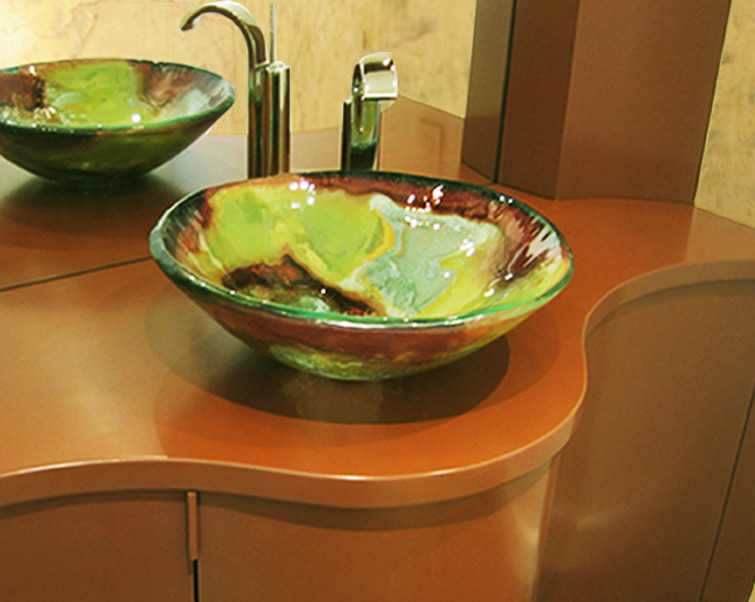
[695,0,755,228]
[0,0,475,134]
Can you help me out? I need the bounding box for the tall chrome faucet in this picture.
[181,1,290,178]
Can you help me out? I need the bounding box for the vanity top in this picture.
[1,98,753,509]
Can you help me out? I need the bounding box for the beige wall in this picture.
[695,0,755,228]
[0,0,475,134]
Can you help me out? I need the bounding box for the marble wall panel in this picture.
[0,0,476,134]
[695,0,755,228]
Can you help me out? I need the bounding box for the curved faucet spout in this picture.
[181,1,267,67]
[181,1,290,178]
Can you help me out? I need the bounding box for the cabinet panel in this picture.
[198,463,553,602]
[702,387,755,601]
[0,490,192,601]
[468,0,730,201]
[540,279,755,601]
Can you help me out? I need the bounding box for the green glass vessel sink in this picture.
[150,172,573,380]
[0,58,234,182]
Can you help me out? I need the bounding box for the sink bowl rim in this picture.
[149,171,574,330]
[0,57,236,136]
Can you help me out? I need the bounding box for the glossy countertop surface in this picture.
[1,98,754,508]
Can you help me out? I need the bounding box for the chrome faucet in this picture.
[341,52,398,171]
[181,1,290,178]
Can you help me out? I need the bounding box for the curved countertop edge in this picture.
[0,452,558,511]
[2,259,751,511]
[584,259,755,338]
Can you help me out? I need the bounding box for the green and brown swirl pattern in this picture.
[151,172,573,380]
[0,58,234,181]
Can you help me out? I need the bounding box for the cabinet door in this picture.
[197,466,553,602]
[0,490,193,601]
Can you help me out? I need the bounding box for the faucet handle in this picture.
[351,51,398,102]
[341,52,398,171]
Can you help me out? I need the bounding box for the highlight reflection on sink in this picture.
[150,172,573,380]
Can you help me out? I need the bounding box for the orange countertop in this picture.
[1,98,753,509]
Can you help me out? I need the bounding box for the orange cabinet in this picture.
[0,491,193,601]
[195,467,553,602]
[539,275,755,601]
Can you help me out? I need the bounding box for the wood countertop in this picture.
[1,98,753,509]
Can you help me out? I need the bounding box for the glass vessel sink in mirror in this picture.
[0,58,235,182]
[150,172,573,380]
